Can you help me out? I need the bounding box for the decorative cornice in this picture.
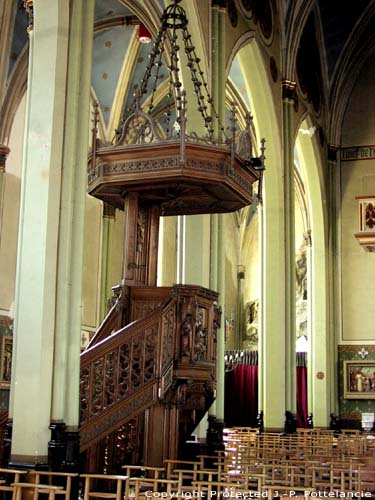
[0,145,10,172]
[338,345,375,353]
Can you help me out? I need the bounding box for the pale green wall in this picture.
[158,216,177,287]
[82,195,102,331]
[340,58,375,344]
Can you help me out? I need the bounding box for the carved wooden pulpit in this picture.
[79,0,262,471]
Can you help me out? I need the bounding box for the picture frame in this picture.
[0,336,12,388]
[344,360,375,399]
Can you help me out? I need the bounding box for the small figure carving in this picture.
[180,315,192,356]
[195,326,207,361]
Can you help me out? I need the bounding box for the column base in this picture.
[9,456,48,469]
[206,415,225,453]
[63,430,80,471]
[1,418,13,467]
[48,422,80,472]
[48,421,67,471]
[284,410,297,434]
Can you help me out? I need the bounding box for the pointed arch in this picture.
[228,35,285,428]
[296,114,331,426]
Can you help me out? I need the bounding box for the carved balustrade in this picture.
[79,285,220,452]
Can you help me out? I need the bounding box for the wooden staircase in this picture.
[80,284,220,469]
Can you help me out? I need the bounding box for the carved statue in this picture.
[195,326,207,361]
[243,300,258,348]
[295,245,307,299]
[296,244,308,339]
[180,315,192,356]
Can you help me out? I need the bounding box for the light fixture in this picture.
[137,24,152,44]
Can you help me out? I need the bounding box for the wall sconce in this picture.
[137,24,152,44]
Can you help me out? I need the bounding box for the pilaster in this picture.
[207,3,227,434]
[328,145,339,414]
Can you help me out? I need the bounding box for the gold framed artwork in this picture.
[0,336,12,388]
[344,360,375,399]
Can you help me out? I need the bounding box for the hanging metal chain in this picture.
[116,0,228,143]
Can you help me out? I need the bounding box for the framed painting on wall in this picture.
[344,360,375,399]
[0,336,12,389]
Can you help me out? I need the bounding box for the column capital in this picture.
[328,144,339,162]
[23,0,33,32]
[282,80,298,111]
[0,145,10,172]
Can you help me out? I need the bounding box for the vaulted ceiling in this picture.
[5,0,375,142]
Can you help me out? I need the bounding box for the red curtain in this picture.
[225,351,308,428]
[296,366,308,427]
[225,364,258,427]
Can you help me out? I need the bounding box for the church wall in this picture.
[81,195,102,339]
[111,208,125,286]
[338,56,375,424]
[158,215,177,287]
[339,58,375,344]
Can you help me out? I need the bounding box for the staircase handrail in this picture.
[79,294,177,450]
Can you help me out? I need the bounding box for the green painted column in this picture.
[282,80,297,414]
[208,213,218,418]
[51,0,95,432]
[305,231,313,413]
[327,146,339,415]
[215,5,227,423]
[257,204,264,411]
[100,203,116,320]
[10,0,70,465]
[184,214,211,288]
